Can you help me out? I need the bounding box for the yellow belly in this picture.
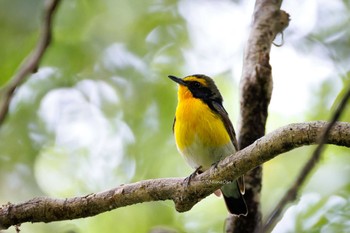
[174,98,234,169]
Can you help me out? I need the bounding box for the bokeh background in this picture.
[1,0,350,232]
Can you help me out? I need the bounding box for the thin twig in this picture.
[0,0,61,126]
[262,84,350,233]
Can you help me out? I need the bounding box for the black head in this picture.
[168,74,223,103]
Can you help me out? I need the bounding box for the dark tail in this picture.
[221,181,248,216]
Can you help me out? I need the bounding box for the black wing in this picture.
[211,101,238,150]
[211,101,245,194]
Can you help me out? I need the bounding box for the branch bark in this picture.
[228,0,290,232]
[1,121,349,230]
[0,0,61,126]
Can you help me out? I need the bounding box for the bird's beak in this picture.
[168,75,187,86]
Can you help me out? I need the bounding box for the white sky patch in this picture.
[281,0,318,40]
[270,46,335,115]
[179,0,253,74]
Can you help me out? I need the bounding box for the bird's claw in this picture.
[183,166,202,186]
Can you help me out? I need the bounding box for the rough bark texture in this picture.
[1,121,349,230]
[226,0,290,232]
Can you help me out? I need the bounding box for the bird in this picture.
[168,74,248,216]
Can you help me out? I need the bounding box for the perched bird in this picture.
[168,74,247,216]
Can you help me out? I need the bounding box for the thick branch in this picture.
[232,0,290,232]
[239,0,289,144]
[0,0,61,125]
[1,121,349,230]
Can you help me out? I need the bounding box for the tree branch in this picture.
[1,121,349,230]
[230,0,290,232]
[262,84,350,232]
[0,0,61,126]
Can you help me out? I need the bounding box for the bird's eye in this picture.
[192,81,201,88]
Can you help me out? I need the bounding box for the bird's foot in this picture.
[184,166,202,186]
[211,161,220,171]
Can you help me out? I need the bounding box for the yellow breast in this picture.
[174,95,231,151]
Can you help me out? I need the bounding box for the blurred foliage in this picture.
[0,0,350,233]
[272,191,350,233]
